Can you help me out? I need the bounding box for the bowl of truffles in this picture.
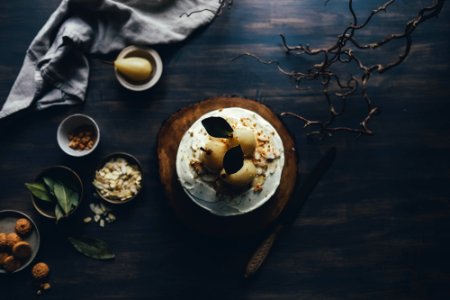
[93,152,143,204]
[57,114,100,157]
[0,210,40,274]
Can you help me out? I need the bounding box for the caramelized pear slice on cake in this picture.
[201,139,228,171]
[229,127,256,157]
[220,159,257,188]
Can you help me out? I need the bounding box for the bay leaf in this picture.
[55,204,64,222]
[42,177,56,196]
[68,236,115,260]
[45,177,79,210]
[201,117,233,138]
[53,182,72,215]
[223,145,244,174]
[69,189,80,208]
[24,182,52,202]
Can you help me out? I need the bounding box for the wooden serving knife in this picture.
[244,147,337,279]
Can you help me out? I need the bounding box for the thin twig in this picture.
[180,0,233,18]
[234,0,444,137]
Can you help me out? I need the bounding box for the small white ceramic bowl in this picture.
[57,114,100,157]
[115,45,163,91]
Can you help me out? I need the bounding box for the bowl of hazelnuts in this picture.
[57,114,100,157]
[0,210,40,274]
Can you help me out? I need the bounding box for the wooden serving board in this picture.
[157,97,298,237]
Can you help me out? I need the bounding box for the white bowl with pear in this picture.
[114,46,163,91]
[175,107,285,216]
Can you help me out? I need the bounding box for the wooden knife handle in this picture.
[244,223,284,279]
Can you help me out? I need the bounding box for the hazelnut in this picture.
[12,241,32,260]
[0,252,8,265]
[0,233,7,248]
[32,262,50,279]
[15,218,32,236]
[5,233,21,249]
[3,256,21,272]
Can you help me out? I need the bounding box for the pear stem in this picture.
[101,60,114,65]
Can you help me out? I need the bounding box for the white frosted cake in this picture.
[175,107,285,216]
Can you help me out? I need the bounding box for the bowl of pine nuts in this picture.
[57,114,100,157]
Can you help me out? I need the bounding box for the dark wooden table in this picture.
[1,0,450,299]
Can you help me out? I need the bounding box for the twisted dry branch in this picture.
[180,0,233,18]
[235,0,445,137]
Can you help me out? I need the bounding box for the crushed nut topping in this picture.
[83,202,116,228]
[68,126,96,151]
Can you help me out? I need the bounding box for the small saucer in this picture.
[115,46,163,91]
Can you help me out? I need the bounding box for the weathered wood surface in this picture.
[0,0,450,299]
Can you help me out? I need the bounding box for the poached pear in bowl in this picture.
[114,46,163,91]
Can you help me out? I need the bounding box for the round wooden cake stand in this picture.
[157,97,298,237]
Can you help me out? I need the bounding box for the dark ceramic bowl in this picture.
[0,210,40,274]
[30,166,83,219]
[93,152,143,205]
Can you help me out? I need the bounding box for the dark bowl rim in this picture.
[93,152,144,205]
[30,165,84,219]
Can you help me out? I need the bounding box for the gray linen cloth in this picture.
[0,0,221,119]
